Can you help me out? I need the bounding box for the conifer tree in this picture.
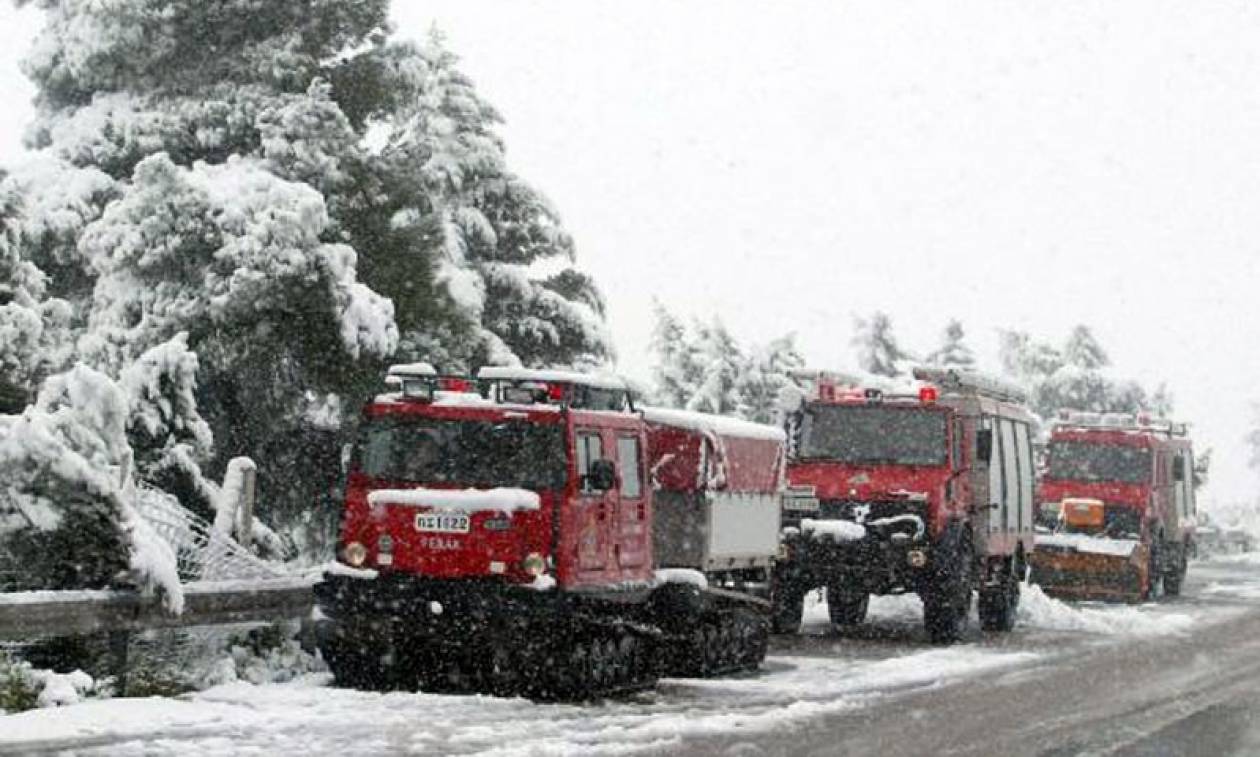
[925,319,976,369]
[852,311,905,378]
[3,0,612,555]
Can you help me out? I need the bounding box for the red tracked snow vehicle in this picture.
[773,367,1038,643]
[1030,412,1197,602]
[313,365,784,699]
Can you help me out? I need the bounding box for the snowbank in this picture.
[1017,583,1194,636]
[1036,533,1139,557]
[366,487,541,514]
[802,518,867,542]
[34,670,95,708]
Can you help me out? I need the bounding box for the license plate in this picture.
[784,496,820,513]
[415,513,470,534]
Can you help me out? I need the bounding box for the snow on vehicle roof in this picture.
[386,362,437,377]
[366,487,542,514]
[477,366,629,391]
[640,405,786,442]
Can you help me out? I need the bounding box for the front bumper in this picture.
[314,573,560,643]
[779,525,932,594]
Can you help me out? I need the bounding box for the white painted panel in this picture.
[708,492,781,560]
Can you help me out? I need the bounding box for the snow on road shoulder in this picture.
[1017,584,1195,637]
[803,584,1196,638]
[0,648,1041,757]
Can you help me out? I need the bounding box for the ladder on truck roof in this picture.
[911,366,1028,405]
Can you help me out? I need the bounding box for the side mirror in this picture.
[1172,456,1186,482]
[587,459,618,491]
[976,429,993,464]
[340,443,353,476]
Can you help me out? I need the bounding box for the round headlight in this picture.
[521,552,546,577]
[343,541,368,568]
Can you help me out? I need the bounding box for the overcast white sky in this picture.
[1,1,1258,509]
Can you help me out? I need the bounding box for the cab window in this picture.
[617,436,643,499]
[576,432,603,493]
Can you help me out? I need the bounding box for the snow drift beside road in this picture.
[805,584,1196,638]
[1017,584,1195,636]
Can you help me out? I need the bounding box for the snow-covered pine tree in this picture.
[852,311,904,378]
[4,0,611,555]
[998,326,1162,421]
[925,319,976,368]
[1062,325,1109,370]
[686,317,746,416]
[373,30,611,370]
[648,301,701,408]
[740,334,805,424]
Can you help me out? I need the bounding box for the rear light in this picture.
[343,541,368,568]
[376,534,393,566]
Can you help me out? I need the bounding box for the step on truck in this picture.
[313,365,784,699]
[773,367,1038,643]
[1030,412,1196,602]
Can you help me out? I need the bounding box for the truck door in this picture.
[614,433,650,570]
[984,416,1004,536]
[1000,419,1020,533]
[574,428,612,576]
[1014,421,1035,533]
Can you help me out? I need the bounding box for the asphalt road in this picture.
[683,558,1260,757]
[6,557,1260,756]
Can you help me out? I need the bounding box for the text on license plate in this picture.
[415,513,470,533]
[784,497,820,512]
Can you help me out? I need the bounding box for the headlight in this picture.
[343,541,368,568]
[521,552,546,577]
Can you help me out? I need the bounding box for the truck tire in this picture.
[1164,543,1187,597]
[1144,541,1165,601]
[771,584,806,635]
[826,584,869,627]
[923,533,973,644]
[978,560,1019,632]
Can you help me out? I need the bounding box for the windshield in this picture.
[355,415,567,490]
[1047,441,1151,484]
[798,405,947,466]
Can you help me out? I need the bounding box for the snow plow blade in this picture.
[1028,542,1149,603]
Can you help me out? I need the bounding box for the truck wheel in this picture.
[978,566,1019,633]
[1164,545,1187,597]
[771,585,807,634]
[1145,543,1166,601]
[923,537,973,644]
[825,584,869,627]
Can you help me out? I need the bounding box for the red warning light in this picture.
[919,386,939,404]
[547,383,567,401]
[439,377,473,392]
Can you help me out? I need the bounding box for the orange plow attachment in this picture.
[1029,540,1150,603]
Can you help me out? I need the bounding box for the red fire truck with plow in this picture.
[1030,412,1196,602]
[313,365,784,699]
[773,367,1038,643]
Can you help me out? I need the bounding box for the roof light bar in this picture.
[911,366,1028,403]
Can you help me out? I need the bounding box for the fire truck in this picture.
[1030,412,1196,602]
[774,367,1038,643]
[313,365,784,699]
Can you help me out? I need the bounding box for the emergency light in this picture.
[919,386,939,404]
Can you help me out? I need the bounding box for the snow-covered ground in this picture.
[2,557,1255,756]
